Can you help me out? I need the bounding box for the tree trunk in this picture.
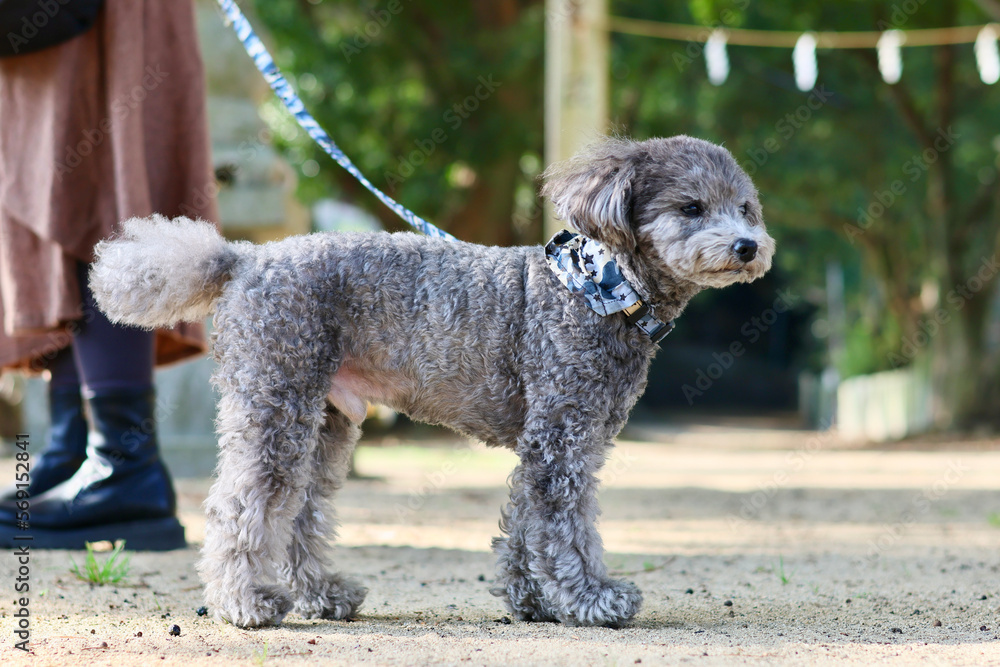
[931,272,998,427]
[445,160,519,246]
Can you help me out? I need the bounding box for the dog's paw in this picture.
[212,584,293,628]
[490,579,558,623]
[557,578,643,628]
[508,604,559,623]
[292,573,368,620]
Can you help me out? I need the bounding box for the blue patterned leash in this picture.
[215,0,457,242]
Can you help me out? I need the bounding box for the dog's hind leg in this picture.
[199,389,323,627]
[494,401,642,628]
[279,405,368,619]
[198,299,338,627]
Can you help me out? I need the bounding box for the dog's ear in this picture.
[542,148,636,253]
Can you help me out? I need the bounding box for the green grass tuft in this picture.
[776,555,791,585]
[70,540,131,584]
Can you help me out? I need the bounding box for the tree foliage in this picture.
[249,0,545,246]
[614,0,1000,422]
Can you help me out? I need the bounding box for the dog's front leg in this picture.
[493,415,641,627]
[491,461,559,622]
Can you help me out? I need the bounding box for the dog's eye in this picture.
[739,203,749,216]
[680,202,703,218]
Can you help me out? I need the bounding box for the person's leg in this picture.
[48,343,82,389]
[70,260,155,393]
[0,263,184,549]
[0,347,87,501]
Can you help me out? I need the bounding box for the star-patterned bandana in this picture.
[544,230,674,344]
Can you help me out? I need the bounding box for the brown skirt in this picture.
[0,0,218,374]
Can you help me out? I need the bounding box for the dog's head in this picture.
[542,135,774,289]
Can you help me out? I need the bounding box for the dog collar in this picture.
[544,230,674,344]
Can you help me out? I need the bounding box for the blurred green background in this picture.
[245,0,1000,432]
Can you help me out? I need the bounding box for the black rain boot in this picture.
[0,385,87,502]
[0,387,186,550]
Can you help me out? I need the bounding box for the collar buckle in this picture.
[621,300,650,325]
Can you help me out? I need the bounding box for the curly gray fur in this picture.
[90,135,774,629]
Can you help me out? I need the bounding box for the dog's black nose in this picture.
[732,238,757,263]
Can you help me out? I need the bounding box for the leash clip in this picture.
[647,320,675,343]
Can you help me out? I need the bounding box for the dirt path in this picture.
[2,421,999,665]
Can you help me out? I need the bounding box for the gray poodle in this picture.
[90,135,774,629]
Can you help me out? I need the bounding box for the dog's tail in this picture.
[91,215,246,329]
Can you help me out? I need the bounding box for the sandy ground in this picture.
[2,417,1000,666]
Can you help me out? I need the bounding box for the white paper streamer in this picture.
[975,25,1000,85]
[705,30,729,86]
[792,33,817,91]
[877,30,905,84]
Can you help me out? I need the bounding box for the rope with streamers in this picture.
[215,0,457,242]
